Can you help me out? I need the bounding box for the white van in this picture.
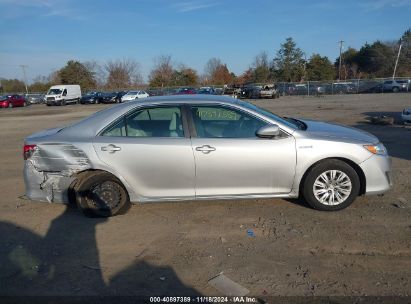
[45,85,81,106]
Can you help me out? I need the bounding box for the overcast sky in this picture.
[0,0,410,82]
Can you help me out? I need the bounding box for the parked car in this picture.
[173,88,197,95]
[23,95,392,217]
[382,80,409,93]
[45,85,81,106]
[121,90,149,102]
[80,92,104,104]
[260,84,279,98]
[197,87,216,95]
[25,93,45,104]
[0,94,27,108]
[239,84,261,99]
[402,107,411,124]
[146,89,164,97]
[223,85,241,98]
[100,92,121,104]
[332,82,356,94]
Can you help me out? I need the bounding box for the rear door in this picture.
[188,104,296,197]
[93,105,195,200]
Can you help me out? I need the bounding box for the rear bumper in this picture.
[360,154,392,195]
[24,162,72,203]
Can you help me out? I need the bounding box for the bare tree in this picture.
[83,60,106,88]
[105,58,142,90]
[148,55,174,87]
[204,58,223,82]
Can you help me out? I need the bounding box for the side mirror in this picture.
[256,124,280,138]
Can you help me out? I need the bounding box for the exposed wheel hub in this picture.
[90,181,122,210]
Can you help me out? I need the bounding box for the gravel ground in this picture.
[0,94,410,298]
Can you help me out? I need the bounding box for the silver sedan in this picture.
[23,95,392,217]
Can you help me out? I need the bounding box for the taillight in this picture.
[24,144,37,160]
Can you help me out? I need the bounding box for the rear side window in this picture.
[101,106,184,138]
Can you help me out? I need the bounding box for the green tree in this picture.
[356,41,395,78]
[272,38,305,82]
[171,67,198,86]
[59,60,96,90]
[306,54,335,81]
[0,78,26,93]
[334,47,360,79]
[397,28,411,76]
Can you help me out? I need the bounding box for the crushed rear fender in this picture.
[24,143,91,203]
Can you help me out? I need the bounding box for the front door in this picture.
[189,105,296,197]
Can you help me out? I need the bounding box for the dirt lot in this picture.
[0,94,410,298]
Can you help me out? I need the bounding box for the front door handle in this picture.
[101,144,121,153]
[195,145,216,154]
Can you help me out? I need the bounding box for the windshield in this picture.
[126,91,138,95]
[0,95,8,101]
[48,89,63,95]
[236,100,299,130]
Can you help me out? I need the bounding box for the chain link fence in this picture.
[2,77,410,99]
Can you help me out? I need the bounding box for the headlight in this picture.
[364,143,387,155]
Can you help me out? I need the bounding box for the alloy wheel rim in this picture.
[313,170,352,205]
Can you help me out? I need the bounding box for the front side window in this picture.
[190,105,266,138]
[102,106,184,138]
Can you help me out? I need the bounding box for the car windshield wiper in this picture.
[283,117,307,130]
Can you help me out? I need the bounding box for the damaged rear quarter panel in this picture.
[24,143,92,203]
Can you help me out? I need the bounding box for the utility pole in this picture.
[393,39,403,79]
[338,40,344,81]
[19,64,29,94]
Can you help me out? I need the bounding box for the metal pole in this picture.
[338,40,344,81]
[393,40,403,79]
[20,64,29,94]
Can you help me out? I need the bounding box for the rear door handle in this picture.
[101,144,121,153]
[195,145,216,154]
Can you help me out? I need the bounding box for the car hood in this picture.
[300,119,379,144]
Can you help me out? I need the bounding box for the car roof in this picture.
[127,94,238,105]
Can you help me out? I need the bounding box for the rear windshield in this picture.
[0,96,8,101]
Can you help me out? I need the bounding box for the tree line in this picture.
[1,28,410,93]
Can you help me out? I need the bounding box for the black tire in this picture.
[75,171,131,217]
[8,103,13,108]
[392,87,399,93]
[302,159,360,211]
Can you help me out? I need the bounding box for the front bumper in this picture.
[359,154,392,195]
[46,99,63,105]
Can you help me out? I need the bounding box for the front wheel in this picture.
[8,103,13,108]
[392,87,399,93]
[302,159,360,211]
[75,171,131,217]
